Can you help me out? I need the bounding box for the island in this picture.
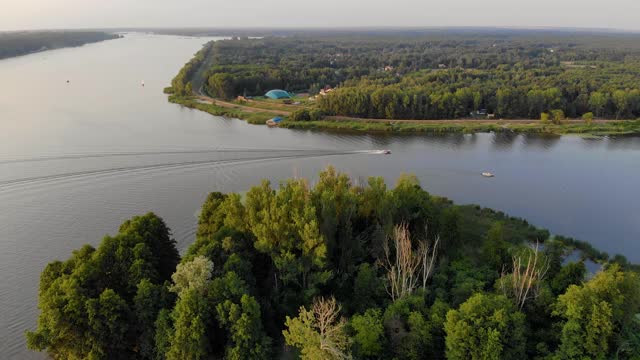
[26,167,639,359]
[0,31,120,59]
[166,29,640,135]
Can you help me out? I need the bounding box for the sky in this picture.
[2,0,640,32]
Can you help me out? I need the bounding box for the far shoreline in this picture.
[167,92,640,137]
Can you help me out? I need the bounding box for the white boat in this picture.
[373,150,392,155]
[482,172,495,177]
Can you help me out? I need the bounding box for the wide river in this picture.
[1,33,639,358]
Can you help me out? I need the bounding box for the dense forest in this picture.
[174,31,640,120]
[0,31,119,59]
[27,167,640,359]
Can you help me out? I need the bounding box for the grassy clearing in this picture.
[169,96,277,124]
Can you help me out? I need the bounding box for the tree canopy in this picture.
[27,168,640,359]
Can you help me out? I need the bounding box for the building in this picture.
[265,89,292,99]
[319,87,334,96]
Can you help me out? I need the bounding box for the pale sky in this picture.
[1,0,640,32]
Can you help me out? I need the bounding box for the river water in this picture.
[1,33,639,358]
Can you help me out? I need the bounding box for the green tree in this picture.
[481,222,510,271]
[351,308,385,358]
[444,293,526,360]
[550,109,565,124]
[166,288,210,360]
[169,256,214,296]
[216,295,271,360]
[582,111,594,124]
[26,213,178,359]
[550,261,585,295]
[283,297,351,360]
[540,112,550,123]
[351,263,386,313]
[553,265,640,359]
[589,92,608,117]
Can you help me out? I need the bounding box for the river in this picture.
[1,33,639,359]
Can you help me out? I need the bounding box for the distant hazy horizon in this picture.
[2,0,639,32]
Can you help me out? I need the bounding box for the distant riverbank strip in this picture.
[168,94,640,136]
[0,31,120,60]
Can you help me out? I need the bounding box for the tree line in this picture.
[171,34,640,120]
[0,31,120,59]
[27,167,640,359]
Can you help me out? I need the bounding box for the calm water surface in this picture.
[1,34,639,359]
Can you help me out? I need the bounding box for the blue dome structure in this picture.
[265,89,291,99]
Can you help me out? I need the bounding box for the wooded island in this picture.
[27,168,640,359]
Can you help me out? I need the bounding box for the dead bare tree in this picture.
[500,242,549,310]
[381,223,439,301]
[313,297,351,360]
[420,234,440,291]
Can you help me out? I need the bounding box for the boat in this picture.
[482,172,495,177]
[373,150,392,155]
[266,117,283,127]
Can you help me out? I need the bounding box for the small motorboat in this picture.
[383,150,392,154]
[266,117,283,127]
[482,172,495,177]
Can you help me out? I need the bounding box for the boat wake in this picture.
[0,149,363,190]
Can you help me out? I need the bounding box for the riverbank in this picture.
[169,94,640,136]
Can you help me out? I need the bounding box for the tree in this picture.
[589,92,608,117]
[381,223,438,301]
[169,256,214,296]
[444,293,526,360]
[216,295,271,360]
[351,263,386,313]
[26,213,178,359]
[540,112,550,123]
[351,308,385,358]
[85,288,130,359]
[283,297,351,360]
[550,109,565,124]
[245,179,329,305]
[553,265,640,359]
[582,111,594,124]
[498,244,548,310]
[550,261,585,295]
[166,288,210,360]
[481,222,510,271]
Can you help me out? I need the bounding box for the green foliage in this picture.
[540,112,550,123]
[26,213,179,359]
[550,261,586,295]
[350,308,385,358]
[216,295,271,360]
[283,298,351,360]
[444,293,526,360]
[550,109,565,124]
[290,108,325,121]
[27,168,640,359]
[582,111,594,124]
[351,263,386,314]
[179,34,640,120]
[553,265,640,359]
[482,222,511,271]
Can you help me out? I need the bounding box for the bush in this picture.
[289,109,325,121]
